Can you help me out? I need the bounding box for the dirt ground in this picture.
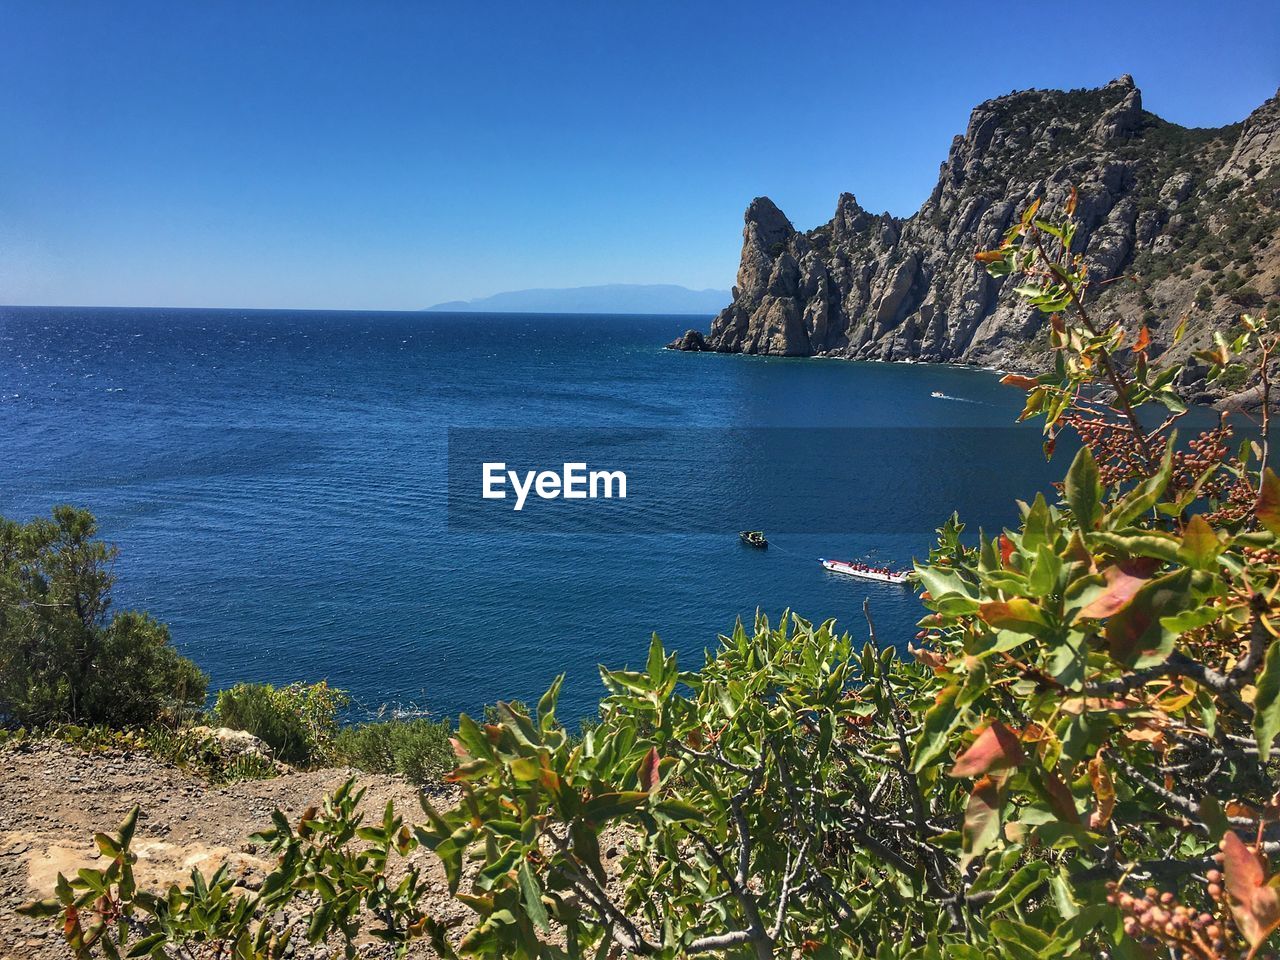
[0,739,465,959]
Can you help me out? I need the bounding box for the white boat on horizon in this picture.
[820,558,911,585]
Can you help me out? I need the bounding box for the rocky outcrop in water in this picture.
[674,77,1280,383]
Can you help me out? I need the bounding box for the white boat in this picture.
[820,558,911,585]
[931,391,947,398]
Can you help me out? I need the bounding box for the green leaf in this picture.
[1178,515,1222,570]
[125,934,170,957]
[1027,544,1062,598]
[582,791,648,825]
[651,798,704,823]
[985,860,1051,913]
[645,632,665,680]
[518,861,550,932]
[1022,494,1052,551]
[93,833,121,859]
[1050,868,1080,920]
[117,806,139,849]
[914,564,978,608]
[536,675,563,734]
[510,755,541,782]
[1254,639,1280,762]
[1104,437,1175,529]
[913,685,962,772]
[1064,446,1101,530]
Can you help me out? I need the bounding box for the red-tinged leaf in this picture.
[539,766,561,793]
[1065,186,1078,217]
[1077,558,1161,620]
[1000,373,1040,390]
[909,643,948,672]
[1087,754,1116,830]
[449,737,469,760]
[976,249,1006,264]
[444,759,490,783]
[979,599,1045,633]
[1036,766,1079,824]
[1258,469,1280,536]
[1222,831,1280,948]
[1104,569,1191,666]
[949,722,1025,778]
[638,746,661,795]
[999,534,1016,568]
[961,774,1003,869]
[1134,324,1151,354]
[1050,312,1066,334]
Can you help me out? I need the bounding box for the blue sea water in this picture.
[0,306,1054,721]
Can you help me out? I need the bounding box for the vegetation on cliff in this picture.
[675,76,1280,402]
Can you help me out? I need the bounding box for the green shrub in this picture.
[1215,363,1250,392]
[0,507,207,728]
[211,681,346,766]
[334,716,454,784]
[483,699,529,724]
[1231,285,1265,307]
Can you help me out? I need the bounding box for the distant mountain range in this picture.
[426,284,729,315]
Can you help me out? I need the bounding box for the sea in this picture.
[0,306,1064,721]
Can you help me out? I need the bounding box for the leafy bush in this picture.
[25,196,1280,958]
[334,716,454,784]
[1232,285,1265,308]
[0,507,207,728]
[211,681,347,766]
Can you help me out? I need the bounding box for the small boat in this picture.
[740,530,768,549]
[931,391,947,398]
[820,558,910,585]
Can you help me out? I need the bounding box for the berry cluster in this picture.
[1105,880,1229,959]
[1064,414,1151,486]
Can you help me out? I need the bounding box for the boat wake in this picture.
[930,390,983,404]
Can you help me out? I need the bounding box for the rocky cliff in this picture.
[673,77,1280,390]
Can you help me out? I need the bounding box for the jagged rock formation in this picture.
[672,77,1280,388]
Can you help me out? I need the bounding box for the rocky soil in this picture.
[673,76,1280,398]
[0,740,462,960]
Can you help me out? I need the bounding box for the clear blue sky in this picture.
[1,1,1276,310]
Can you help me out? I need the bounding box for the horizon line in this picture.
[0,302,721,317]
